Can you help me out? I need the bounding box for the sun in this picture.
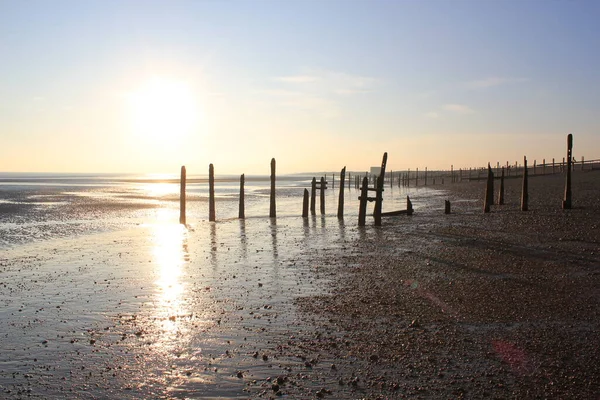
[128,77,198,142]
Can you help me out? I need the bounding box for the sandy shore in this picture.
[261,170,599,398]
[1,169,598,399]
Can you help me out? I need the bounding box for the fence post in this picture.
[521,156,528,211]
[498,167,505,205]
[310,177,316,215]
[239,174,245,219]
[209,163,216,221]
[269,158,276,218]
[302,188,309,218]
[563,134,573,209]
[358,176,368,226]
[445,200,451,214]
[179,166,186,224]
[338,166,346,219]
[484,163,494,213]
[320,177,326,215]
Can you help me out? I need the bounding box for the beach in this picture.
[1,170,598,399]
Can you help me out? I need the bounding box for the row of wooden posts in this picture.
[178,134,578,226]
[482,133,575,212]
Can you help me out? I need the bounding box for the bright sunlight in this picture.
[127,77,199,143]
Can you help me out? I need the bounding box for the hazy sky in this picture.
[1,0,598,174]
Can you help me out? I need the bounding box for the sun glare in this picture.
[128,77,198,142]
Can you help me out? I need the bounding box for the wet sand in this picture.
[1,170,598,398]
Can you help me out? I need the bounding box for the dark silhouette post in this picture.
[239,174,245,219]
[310,177,316,215]
[552,158,556,174]
[498,167,505,205]
[581,156,584,171]
[407,196,414,215]
[347,172,351,191]
[445,200,451,214]
[209,163,216,221]
[484,163,494,213]
[179,166,186,224]
[563,134,573,209]
[415,168,419,186]
[269,158,276,218]
[320,176,326,215]
[358,176,368,226]
[533,160,537,175]
[424,167,428,186]
[543,159,546,175]
[521,156,529,211]
[338,166,346,219]
[302,189,309,218]
[407,169,410,187]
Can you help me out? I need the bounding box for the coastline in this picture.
[0,170,598,398]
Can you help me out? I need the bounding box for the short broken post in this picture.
[407,196,414,215]
[337,166,346,219]
[521,156,529,211]
[179,165,186,224]
[239,174,245,219]
[358,176,368,226]
[269,158,276,218]
[562,134,573,209]
[444,200,451,214]
[484,163,494,213]
[302,189,309,218]
[498,167,505,205]
[209,163,216,222]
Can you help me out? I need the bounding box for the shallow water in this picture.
[0,173,450,398]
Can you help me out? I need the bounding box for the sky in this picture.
[0,0,599,174]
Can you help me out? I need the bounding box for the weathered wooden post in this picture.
[358,176,368,226]
[563,134,573,209]
[543,159,546,175]
[338,166,346,219]
[459,168,463,182]
[302,189,309,218]
[484,163,494,213]
[581,156,584,171]
[348,171,351,191]
[521,156,529,211]
[239,174,245,219]
[310,177,316,215]
[498,167,505,205]
[332,174,335,190]
[533,160,537,175]
[552,158,555,174]
[374,152,388,226]
[269,158,276,218]
[320,177,326,215]
[415,168,419,186]
[179,165,186,224]
[209,163,216,221]
[451,165,454,183]
[445,200,451,214]
[424,167,428,186]
[407,196,414,215]
[407,169,410,187]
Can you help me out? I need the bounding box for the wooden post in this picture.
[444,200,451,214]
[348,172,351,191]
[302,188,309,218]
[390,170,393,189]
[320,176,326,215]
[533,160,536,175]
[373,152,388,227]
[209,163,216,222]
[239,174,245,219]
[415,168,419,186]
[498,167,505,205]
[338,166,346,219]
[563,134,573,209]
[310,177,316,215]
[459,168,462,182]
[424,167,428,186]
[269,158,276,218]
[484,163,494,213]
[543,159,546,175]
[407,196,414,215]
[407,169,410,187]
[581,156,584,171]
[358,176,368,226]
[451,165,454,183]
[179,166,186,224]
[552,158,555,174]
[521,156,528,211]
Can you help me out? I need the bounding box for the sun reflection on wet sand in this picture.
[151,222,189,337]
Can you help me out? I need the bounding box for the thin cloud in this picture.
[424,111,440,119]
[464,77,529,89]
[443,104,475,114]
[274,75,319,83]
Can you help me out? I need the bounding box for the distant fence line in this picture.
[177,134,593,226]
